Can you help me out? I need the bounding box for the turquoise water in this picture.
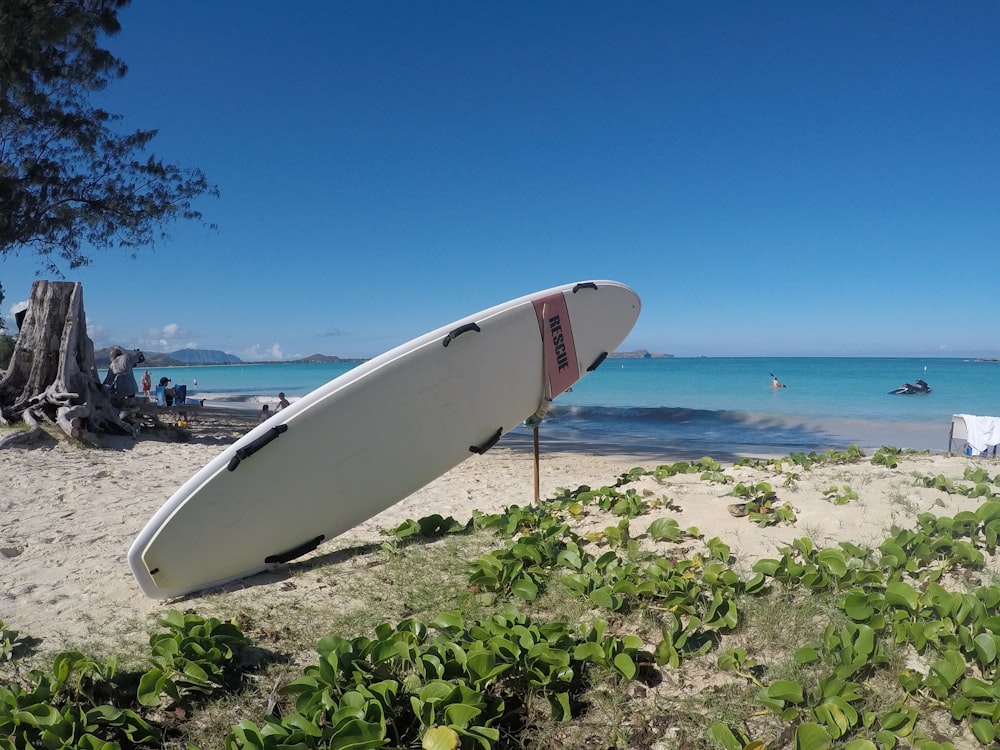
[139,358,1000,458]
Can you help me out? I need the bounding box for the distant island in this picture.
[609,349,673,359]
[94,347,367,368]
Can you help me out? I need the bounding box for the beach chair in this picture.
[949,414,1000,457]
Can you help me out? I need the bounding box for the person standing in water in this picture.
[770,373,786,389]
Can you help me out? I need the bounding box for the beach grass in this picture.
[4,434,1000,748]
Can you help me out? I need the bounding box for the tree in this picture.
[1,0,217,270]
[0,280,139,445]
[0,0,216,443]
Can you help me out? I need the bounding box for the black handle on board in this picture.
[587,351,609,372]
[227,424,289,471]
[442,322,481,347]
[469,427,503,454]
[265,534,325,564]
[572,282,598,293]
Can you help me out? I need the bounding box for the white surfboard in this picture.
[128,280,640,598]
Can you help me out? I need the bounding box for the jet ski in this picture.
[889,379,931,395]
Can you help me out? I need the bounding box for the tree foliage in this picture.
[0,0,217,273]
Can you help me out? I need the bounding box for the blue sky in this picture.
[2,1,998,360]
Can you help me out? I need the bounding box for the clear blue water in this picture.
[135,358,1000,458]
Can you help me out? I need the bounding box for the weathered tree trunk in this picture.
[0,281,138,447]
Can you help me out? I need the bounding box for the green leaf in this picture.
[875,729,898,748]
[648,518,682,541]
[817,549,848,578]
[885,581,919,611]
[881,703,917,734]
[794,722,833,750]
[654,638,679,668]
[843,591,875,620]
[972,718,996,744]
[573,642,605,662]
[976,501,1000,523]
[752,558,781,576]
[743,571,767,594]
[137,669,167,706]
[814,697,859,739]
[556,548,583,570]
[283,712,323,737]
[960,677,996,699]
[511,575,539,601]
[973,633,998,667]
[794,645,822,665]
[442,702,481,729]
[12,703,61,728]
[419,680,456,702]
[707,723,744,750]
[589,586,622,611]
[429,612,464,631]
[227,720,266,750]
[550,691,572,721]
[765,679,804,704]
[930,648,966,689]
[612,652,637,680]
[422,725,461,750]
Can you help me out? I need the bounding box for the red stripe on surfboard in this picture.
[532,292,579,399]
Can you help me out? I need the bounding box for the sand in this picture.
[1,407,993,653]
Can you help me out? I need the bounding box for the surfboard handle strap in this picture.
[227,424,289,472]
[442,322,481,347]
[587,351,609,372]
[469,427,503,454]
[265,534,325,565]
[572,282,598,293]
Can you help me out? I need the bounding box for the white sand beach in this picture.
[1,408,993,655]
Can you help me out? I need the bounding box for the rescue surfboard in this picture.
[128,280,641,598]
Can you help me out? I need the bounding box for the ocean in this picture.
[134,358,1000,460]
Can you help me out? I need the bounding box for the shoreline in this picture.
[1,407,991,655]
[194,395,953,457]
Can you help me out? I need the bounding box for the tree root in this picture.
[0,407,53,449]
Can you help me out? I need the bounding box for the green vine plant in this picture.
[137,610,249,709]
[824,484,859,505]
[0,620,21,662]
[9,451,1000,748]
[0,611,261,750]
[726,481,797,526]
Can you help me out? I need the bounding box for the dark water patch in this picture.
[498,404,945,461]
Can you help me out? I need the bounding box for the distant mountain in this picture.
[170,348,242,364]
[94,347,242,367]
[609,349,673,359]
[95,347,175,368]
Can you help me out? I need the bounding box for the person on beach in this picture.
[259,404,271,422]
[141,369,151,400]
[103,347,145,397]
[770,373,786,389]
[276,392,290,411]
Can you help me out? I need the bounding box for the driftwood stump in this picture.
[0,281,141,448]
